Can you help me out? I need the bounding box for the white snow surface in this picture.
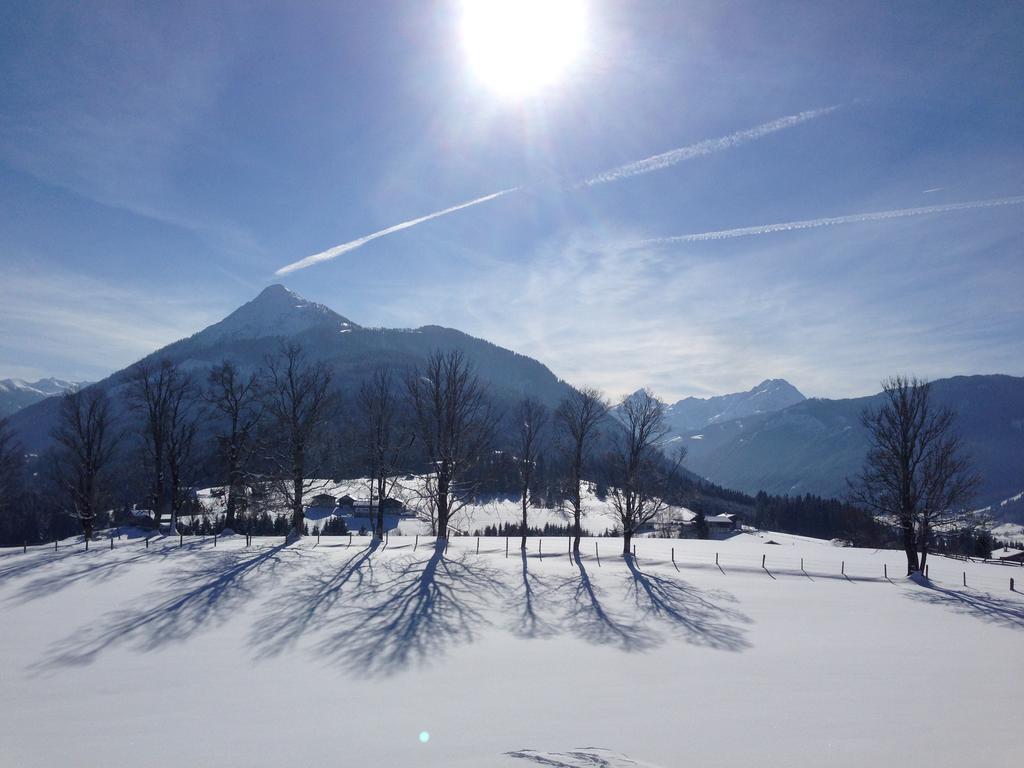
[195,478,694,536]
[1,532,1020,767]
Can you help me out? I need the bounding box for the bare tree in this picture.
[206,361,262,529]
[852,376,978,575]
[262,342,336,537]
[165,372,202,531]
[126,359,199,533]
[406,350,497,541]
[52,389,120,540]
[604,389,684,556]
[556,386,608,556]
[126,360,172,523]
[354,367,412,540]
[515,398,548,551]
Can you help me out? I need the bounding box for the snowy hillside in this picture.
[1,531,1020,767]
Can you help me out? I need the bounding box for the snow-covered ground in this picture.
[0,531,1020,767]
[195,478,699,536]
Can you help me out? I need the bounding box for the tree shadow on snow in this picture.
[557,558,657,651]
[30,543,297,673]
[9,545,185,605]
[248,540,381,658]
[623,557,751,652]
[253,541,505,676]
[510,549,562,639]
[904,580,1024,631]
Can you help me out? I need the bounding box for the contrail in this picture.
[275,187,519,275]
[581,105,841,186]
[644,195,1024,244]
[275,106,842,274]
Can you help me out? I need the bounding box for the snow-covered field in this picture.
[195,478,700,536]
[1,531,1020,767]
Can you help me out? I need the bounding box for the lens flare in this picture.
[460,0,587,98]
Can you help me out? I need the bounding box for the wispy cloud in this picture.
[276,106,842,274]
[275,187,519,275]
[644,195,1024,244]
[0,268,222,381]
[580,105,842,186]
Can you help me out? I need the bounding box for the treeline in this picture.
[0,350,703,556]
[0,347,941,552]
[753,491,891,546]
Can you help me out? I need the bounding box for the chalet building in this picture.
[991,547,1024,563]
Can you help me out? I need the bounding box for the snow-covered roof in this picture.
[990,548,1023,560]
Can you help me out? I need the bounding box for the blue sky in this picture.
[1,0,1021,400]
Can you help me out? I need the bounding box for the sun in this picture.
[460,0,587,98]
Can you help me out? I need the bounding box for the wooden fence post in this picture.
[23,541,27,553]
[716,552,719,566]
[884,563,887,579]
[800,557,804,570]
[633,544,636,559]
[1010,577,1014,591]
[963,571,966,587]
[415,534,419,551]
[505,536,508,558]
[671,547,675,564]
[110,536,114,551]
[214,534,218,547]
[55,539,58,551]
[539,539,543,560]
[348,533,352,548]
[179,534,183,548]
[476,536,480,555]
[761,554,765,569]
[841,560,845,575]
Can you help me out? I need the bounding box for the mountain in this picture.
[0,378,86,419]
[664,379,805,434]
[6,284,573,452]
[678,374,1024,515]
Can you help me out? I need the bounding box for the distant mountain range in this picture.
[664,379,806,433]
[4,285,1021,521]
[678,374,1024,512]
[0,378,86,419]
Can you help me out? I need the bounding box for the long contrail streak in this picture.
[275,106,842,274]
[275,187,519,275]
[581,105,841,186]
[644,195,1024,245]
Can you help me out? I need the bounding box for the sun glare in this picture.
[460,0,587,98]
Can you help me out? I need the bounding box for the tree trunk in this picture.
[622,529,632,557]
[902,520,920,574]
[572,507,581,556]
[291,473,304,534]
[375,476,386,540]
[919,522,930,573]
[520,493,528,551]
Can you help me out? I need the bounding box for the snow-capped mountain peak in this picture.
[197,284,359,344]
[664,378,806,432]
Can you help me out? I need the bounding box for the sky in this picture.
[1,0,1022,400]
